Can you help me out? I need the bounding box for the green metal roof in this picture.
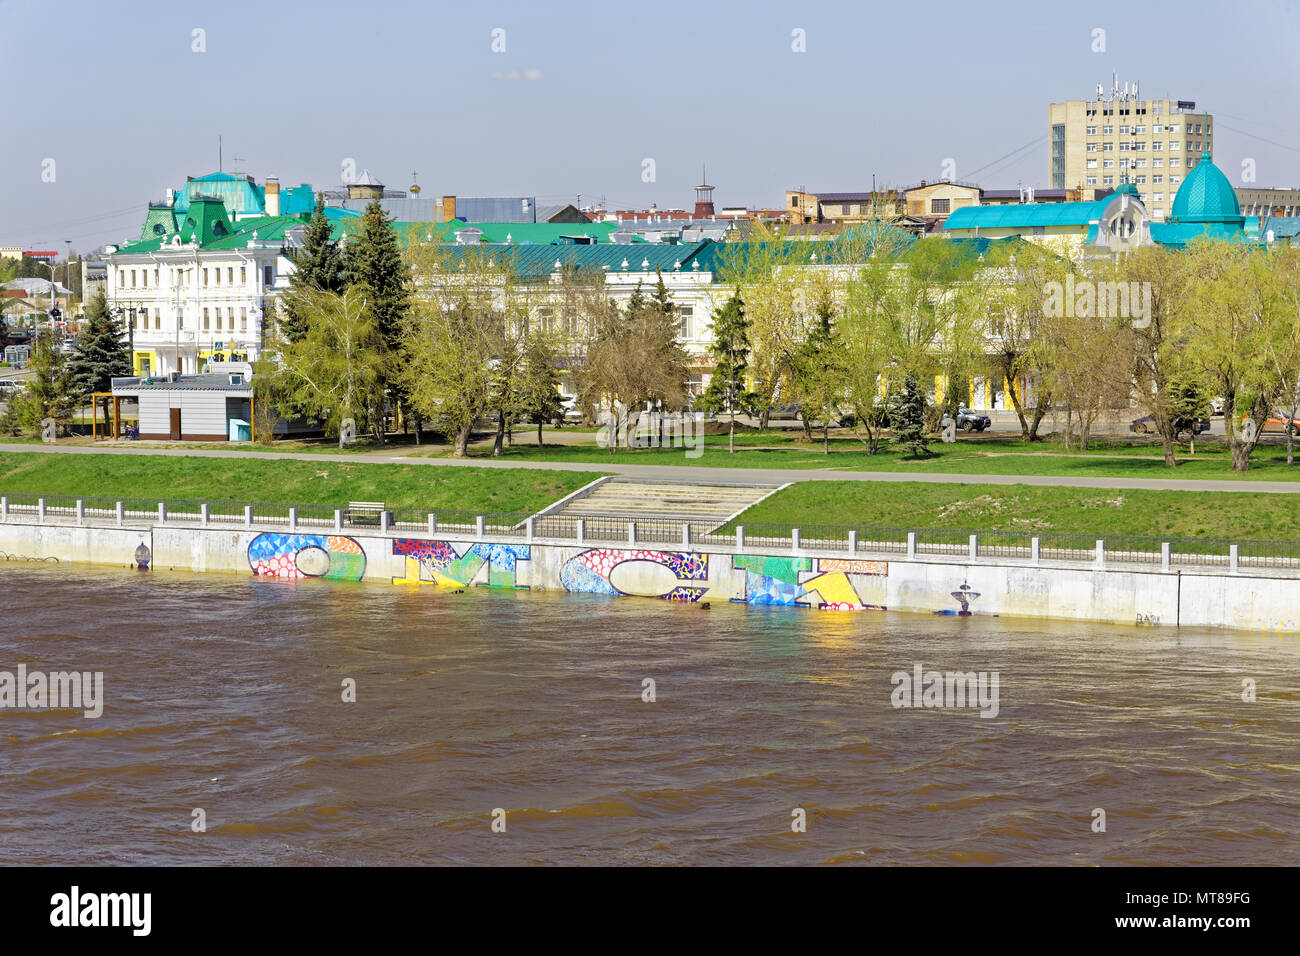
[430,242,715,279]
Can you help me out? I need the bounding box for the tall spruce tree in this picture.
[893,372,930,458]
[67,289,131,398]
[698,290,755,454]
[345,199,411,442]
[650,268,674,316]
[282,196,346,342]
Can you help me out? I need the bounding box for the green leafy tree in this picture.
[5,332,76,435]
[281,196,346,342]
[515,335,566,448]
[790,293,846,454]
[697,290,756,454]
[263,285,389,448]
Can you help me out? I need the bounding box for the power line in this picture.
[963,135,1046,181]
[1215,121,1300,156]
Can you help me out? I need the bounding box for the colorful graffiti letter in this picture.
[392,539,530,589]
[248,534,366,581]
[732,555,810,606]
[799,558,888,611]
[560,549,710,602]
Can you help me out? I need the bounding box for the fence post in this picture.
[791,528,801,553]
[628,521,637,545]
[1161,541,1171,571]
[76,499,84,526]
[0,496,7,521]
[115,501,124,527]
[848,530,858,556]
[156,502,165,525]
[475,515,484,539]
[335,509,344,533]
[576,518,585,545]
[381,510,392,534]
[682,522,691,550]
[38,497,46,524]
[1095,539,1105,568]
[969,534,978,561]
[1031,536,1040,564]
[907,531,916,558]
[288,507,298,532]
[526,517,535,542]
[1229,543,1239,573]
[427,514,437,536]
[244,505,253,530]
[200,503,210,528]
[736,525,744,551]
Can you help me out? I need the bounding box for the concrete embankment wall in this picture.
[2,516,1298,633]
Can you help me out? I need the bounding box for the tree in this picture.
[402,245,531,458]
[514,334,566,448]
[6,332,75,435]
[281,196,346,342]
[696,290,755,453]
[577,287,688,452]
[66,288,130,429]
[789,292,846,455]
[892,373,929,458]
[344,198,412,441]
[263,285,388,448]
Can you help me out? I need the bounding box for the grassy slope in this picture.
[414,433,1300,481]
[0,453,605,514]
[729,481,1300,541]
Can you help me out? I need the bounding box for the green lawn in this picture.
[409,431,1300,481]
[729,481,1300,541]
[0,452,605,514]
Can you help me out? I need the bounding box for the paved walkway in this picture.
[5,441,1300,494]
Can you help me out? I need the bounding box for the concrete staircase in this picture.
[544,477,784,536]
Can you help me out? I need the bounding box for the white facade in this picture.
[104,236,291,376]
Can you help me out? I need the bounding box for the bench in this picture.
[346,501,388,527]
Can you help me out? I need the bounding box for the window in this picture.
[1086,176,1098,186]
[1152,141,1162,151]
[1169,158,1181,167]
[263,265,273,286]
[1103,176,1114,185]
[118,270,124,287]
[1133,142,1145,151]
[216,312,222,331]
[1135,125,1146,134]
[227,267,233,284]
[679,306,695,339]
[240,266,246,284]
[1153,124,1162,133]
[1154,193,1164,202]
[1169,141,1180,150]
[1194,124,1202,134]
[1119,159,1129,169]
[153,268,159,285]
[1119,125,1129,134]
[203,308,210,331]
[1102,125,1113,134]
[130,269,136,286]
[930,198,950,214]
[1086,125,1097,135]
[1134,159,1147,168]
[155,310,161,330]
[1086,159,1098,169]
[1153,175,1163,184]
[1169,175,1181,184]
[141,270,148,287]
[1102,142,1113,151]
[203,269,209,286]
[228,307,234,330]
[140,358,151,375]
[1086,143,1097,152]
[1118,142,1129,151]
[1103,159,1114,168]
[240,308,247,332]
[1134,175,1147,185]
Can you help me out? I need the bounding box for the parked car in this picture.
[1247,409,1300,436]
[955,407,991,432]
[1209,396,1225,415]
[1130,415,1211,440]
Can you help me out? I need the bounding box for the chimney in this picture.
[265,177,281,216]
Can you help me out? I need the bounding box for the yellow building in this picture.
[1049,82,1213,221]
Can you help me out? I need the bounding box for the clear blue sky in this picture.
[3,0,1298,253]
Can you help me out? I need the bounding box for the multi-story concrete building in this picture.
[1236,186,1300,219]
[1049,80,1213,221]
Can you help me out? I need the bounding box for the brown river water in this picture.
[1,563,1298,866]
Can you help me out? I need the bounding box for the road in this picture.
[4,441,1300,494]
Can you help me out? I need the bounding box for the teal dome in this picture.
[1170,153,1243,224]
